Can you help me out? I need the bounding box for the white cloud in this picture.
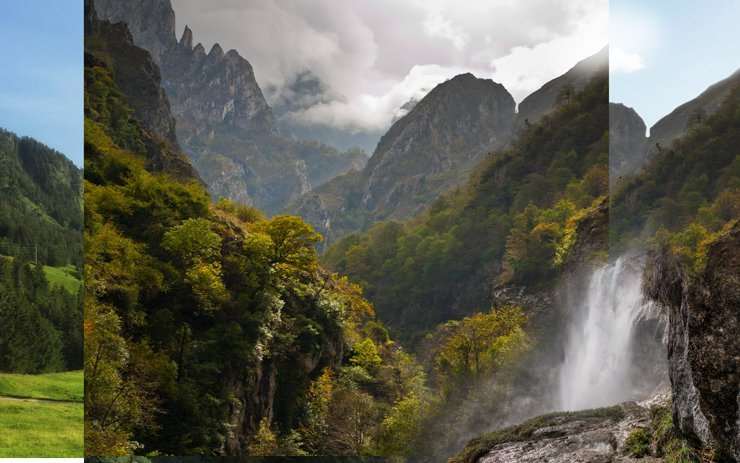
[610,47,645,74]
[609,3,662,75]
[171,0,607,132]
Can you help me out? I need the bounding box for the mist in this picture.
[171,0,606,135]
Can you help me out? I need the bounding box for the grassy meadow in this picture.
[43,264,82,293]
[0,370,83,457]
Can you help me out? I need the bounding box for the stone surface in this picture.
[644,221,740,460]
[454,401,666,463]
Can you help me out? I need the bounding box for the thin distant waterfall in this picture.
[559,257,650,410]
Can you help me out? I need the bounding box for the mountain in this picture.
[0,128,83,267]
[611,75,740,249]
[84,3,425,456]
[323,72,608,341]
[0,128,83,374]
[94,0,366,214]
[291,50,607,247]
[650,68,740,148]
[610,68,740,183]
[516,46,608,128]
[290,73,516,246]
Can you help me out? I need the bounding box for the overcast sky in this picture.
[610,0,740,132]
[0,1,83,166]
[171,0,607,133]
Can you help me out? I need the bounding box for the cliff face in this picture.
[609,103,647,184]
[85,3,198,180]
[644,222,740,460]
[94,0,365,214]
[290,73,517,246]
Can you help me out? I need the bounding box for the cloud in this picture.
[609,3,662,75]
[171,0,607,132]
[610,47,645,74]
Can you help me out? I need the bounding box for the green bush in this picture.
[625,427,650,457]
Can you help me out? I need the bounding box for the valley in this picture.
[84,0,738,461]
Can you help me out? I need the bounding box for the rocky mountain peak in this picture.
[179,25,193,49]
[208,43,224,59]
[367,72,515,179]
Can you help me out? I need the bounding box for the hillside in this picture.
[0,129,82,267]
[611,79,740,250]
[0,130,83,375]
[323,73,608,342]
[84,3,427,457]
[0,370,83,457]
[610,68,740,184]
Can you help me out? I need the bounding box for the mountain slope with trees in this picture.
[84,3,425,457]
[94,0,367,215]
[0,129,83,374]
[323,73,608,343]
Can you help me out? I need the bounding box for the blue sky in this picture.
[0,1,83,166]
[610,0,740,132]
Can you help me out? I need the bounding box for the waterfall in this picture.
[559,257,650,410]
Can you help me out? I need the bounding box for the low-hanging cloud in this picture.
[171,0,607,133]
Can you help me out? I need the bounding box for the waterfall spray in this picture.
[559,257,651,410]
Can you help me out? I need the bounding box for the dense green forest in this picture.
[612,83,740,265]
[0,258,82,373]
[324,75,608,343]
[0,129,83,267]
[0,129,83,374]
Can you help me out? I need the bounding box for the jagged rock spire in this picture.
[180,25,193,49]
[209,43,224,59]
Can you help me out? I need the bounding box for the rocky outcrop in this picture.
[452,402,662,463]
[644,221,740,460]
[94,0,367,214]
[85,0,198,180]
[609,103,647,185]
[517,46,608,128]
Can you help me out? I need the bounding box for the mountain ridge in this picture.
[94,0,368,214]
[290,49,608,246]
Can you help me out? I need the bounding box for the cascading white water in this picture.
[559,257,649,410]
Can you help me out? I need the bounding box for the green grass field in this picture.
[0,370,83,401]
[42,264,81,293]
[0,370,83,457]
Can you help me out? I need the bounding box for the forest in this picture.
[323,75,609,343]
[0,129,83,374]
